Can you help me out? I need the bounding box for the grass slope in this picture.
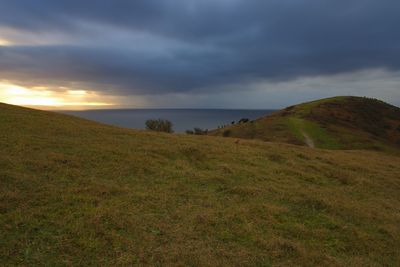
[1,103,400,266]
[210,96,400,151]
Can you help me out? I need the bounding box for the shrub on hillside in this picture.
[145,119,173,133]
[223,130,231,137]
[194,128,208,135]
[185,128,208,135]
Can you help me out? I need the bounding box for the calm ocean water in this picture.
[61,109,274,133]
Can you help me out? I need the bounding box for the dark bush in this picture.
[194,128,208,135]
[185,130,194,135]
[239,118,249,123]
[145,119,173,133]
[223,130,231,137]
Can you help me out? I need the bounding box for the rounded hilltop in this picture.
[210,96,400,151]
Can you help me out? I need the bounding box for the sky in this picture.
[0,0,399,109]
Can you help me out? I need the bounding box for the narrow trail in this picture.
[302,131,315,148]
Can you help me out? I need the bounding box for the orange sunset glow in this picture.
[0,82,112,109]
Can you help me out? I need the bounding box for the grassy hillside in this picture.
[1,102,400,266]
[210,96,400,151]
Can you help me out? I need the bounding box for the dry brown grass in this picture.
[1,103,400,266]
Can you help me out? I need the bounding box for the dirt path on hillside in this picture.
[302,131,315,148]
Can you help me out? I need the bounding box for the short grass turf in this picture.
[1,103,400,266]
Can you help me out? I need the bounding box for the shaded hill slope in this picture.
[1,103,400,266]
[210,96,400,151]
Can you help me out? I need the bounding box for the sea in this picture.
[60,109,275,133]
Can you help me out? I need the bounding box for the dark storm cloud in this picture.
[0,0,400,95]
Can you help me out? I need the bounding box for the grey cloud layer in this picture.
[0,0,399,95]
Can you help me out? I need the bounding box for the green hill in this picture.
[1,102,400,266]
[210,96,400,151]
